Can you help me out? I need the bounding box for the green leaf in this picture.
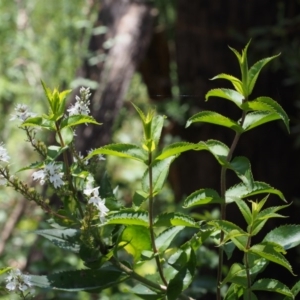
[251,278,293,298]
[205,88,245,108]
[132,190,148,208]
[249,242,295,275]
[242,111,282,132]
[183,188,224,208]
[241,96,289,132]
[283,280,300,300]
[225,181,285,204]
[224,283,244,300]
[0,267,12,275]
[154,212,199,228]
[118,226,151,262]
[155,226,185,252]
[61,115,101,128]
[47,145,68,160]
[151,115,165,148]
[35,228,80,253]
[263,225,300,250]
[229,156,254,189]
[55,127,74,146]
[221,263,247,287]
[131,284,165,300]
[155,142,199,160]
[21,116,56,130]
[197,139,230,166]
[30,266,128,291]
[247,53,280,95]
[234,199,252,226]
[210,73,243,94]
[106,210,149,227]
[186,111,243,133]
[142,155,176,195]
[86,143,148,162]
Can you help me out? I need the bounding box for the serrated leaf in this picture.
[118,225,151,262]
[263,225,300,250]
[283,280,300,300]
[249,242,295,275]
[155,142,199,160]
[242,111,282,131]
[248,53,280,95]
[106,210,149,227]
[251,278,293,298]
[225,181,285,204]
[61,115,101,128]
[186,111,243,133]
[142,155,176,195]
[205,88,245,108]
[35,228,81,253]
[86,144,147,162]
[21,117,56,130]
[241,96,289,132]
[155,226,185,252]
[197,139,230,166]
[210,73,243,94]
[154,212,198,228]
[183,188,224,208]
[229,156,254,189]
[132,190,148,208]
[30,266,128,291]
[151,115,165,148]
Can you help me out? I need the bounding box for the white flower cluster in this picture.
[83,184,109,223]
[67,87,91,116]
[10,104,35,121]
[5,269,33,293]
[32,162,64,189]
[0,143,10,164]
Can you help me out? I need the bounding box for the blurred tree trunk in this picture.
[74,0,155,151]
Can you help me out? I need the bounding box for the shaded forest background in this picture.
[1,0,300,299]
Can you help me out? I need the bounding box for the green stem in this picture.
[55,122,84,218]
[148,151,168,287]
[216,110,246,300]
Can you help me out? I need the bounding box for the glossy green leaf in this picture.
[197,139,230,166]
[251,204,290,236]
[241,96,289,132]
[106,210,149,227]
[35,228,80,253]
[86,143,148,162]
[251,278,293,298]
[155,226,185,252]
[47,145,68,160]
[229,156,254,189]
[155,142,199,160]
[234,199,252,225]
[132,190,148,208]
[249,242,295,275]
[142,155,176,195]
[30,266,128,291]
[283,280,300,300]
[154,212,199,228]
[118,225,151,262]
[151,115,165,148]
[224,283,244,300]
[183,188,224,208]
[61,115,101,128]
[186,111,243,133]
[205,88,245,108]
[210,73,243,94]
[242,111,281,131]
[221,263,247,287]
[263,225,300,250]
[248,53,280,95]
[21,116,56,130]
[225,181,285,204]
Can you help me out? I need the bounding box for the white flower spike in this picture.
[5,268,32,292]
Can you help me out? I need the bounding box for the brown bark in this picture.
[74,0,155,151]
